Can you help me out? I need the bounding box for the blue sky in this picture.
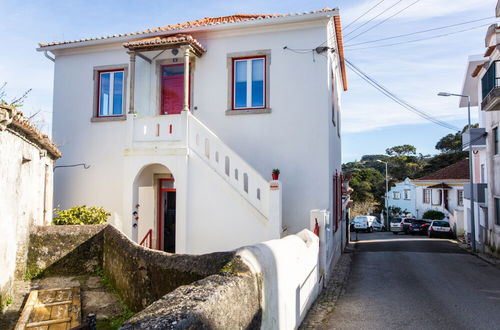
[0,0,495,161]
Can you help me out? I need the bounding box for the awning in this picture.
[123,34,206,57]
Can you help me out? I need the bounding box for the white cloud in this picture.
[341,0,493,24]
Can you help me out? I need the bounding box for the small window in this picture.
[404,189,411,200]
[215,151,219,163]
[457,190,464,207]
[234,169,239,180]
[97,70,124,117]
[232,56,266,110]
[494,127,499,155]
[423,189,431,204]
[204,139,210,158]
[257,188,261,200]
[393,191,401,200]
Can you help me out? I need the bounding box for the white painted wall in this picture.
[414,182,465,219]
[238,229,320,330]
[49,16,343,254]
[387,178,417,216]
[0,123,55,304]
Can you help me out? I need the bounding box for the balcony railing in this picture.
[464,183,488,204]
[462,128,487,151]
[481,61,500,111]
[132,114,183,143]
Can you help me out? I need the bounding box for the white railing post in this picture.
[268,180,282,239]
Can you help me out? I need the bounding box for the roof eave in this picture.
[37,10,338,53]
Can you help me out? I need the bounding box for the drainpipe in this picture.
[43,51,55,62]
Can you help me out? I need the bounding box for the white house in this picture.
[413,159,467,234]
[387,178,417,217]
[38,9,348,255]
[0,104,60,311]
[460,0,500,254]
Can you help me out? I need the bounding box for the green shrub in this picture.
[422,210,445,220]
[53,205,110,225]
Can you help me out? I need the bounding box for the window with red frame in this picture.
[333,172,342,232]
[232,56,266,110]
[97,69,124,117]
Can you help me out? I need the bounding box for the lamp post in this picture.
[377,160,389,230]
[438,92,476,252]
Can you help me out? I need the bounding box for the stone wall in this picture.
[26,225,106,278]
[102,226,236,312]
[0,104,60,312]
[23,224,261,328]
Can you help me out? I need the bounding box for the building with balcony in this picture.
[460,0,500,255]
[413,159,468,234]
[38,9,347,256]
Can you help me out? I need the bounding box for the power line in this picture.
[344,0,404,38]
[346,59,461,132]
[346,23,493,51]
[344,0,386,30]
[345,16,495,47]
[346,0,421,42]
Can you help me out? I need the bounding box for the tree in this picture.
[385,145,416,157]
[435,124,479,153]
[349,168,385,206]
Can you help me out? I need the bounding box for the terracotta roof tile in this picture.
[123,34,206,55]
[333,15,347,91]
[0,105,61,159]
[38,9,337,48]
[415,158,469,181]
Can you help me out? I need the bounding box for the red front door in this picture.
[161,64,184,115]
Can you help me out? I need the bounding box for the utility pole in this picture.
[438,92,476,251]
[377,160,389,230]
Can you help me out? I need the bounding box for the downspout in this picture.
[43,51,55,62]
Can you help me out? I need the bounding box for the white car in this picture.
[353,216,379,233]
[428,220,454,239]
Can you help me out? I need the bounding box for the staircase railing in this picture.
[139,229,153,249]
[187,112,270,218]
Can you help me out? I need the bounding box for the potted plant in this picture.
[272,168,280,180]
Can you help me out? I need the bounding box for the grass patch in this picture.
[25,267,44,280]
[94,268,135,329]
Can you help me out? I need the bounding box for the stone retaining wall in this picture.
[24,224,262,328]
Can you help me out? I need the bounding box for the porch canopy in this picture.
[123,34,206,113]
[427,183,452,189]
[123,33,206,56]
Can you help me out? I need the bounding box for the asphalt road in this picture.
[322,232,500,330]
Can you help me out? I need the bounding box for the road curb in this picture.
[455,241,500,269]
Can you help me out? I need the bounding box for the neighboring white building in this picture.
[0,104,60,311]
[460,0,500,254]
[387,178,416,217]
[413,159,468,234]
[38,9,348,255]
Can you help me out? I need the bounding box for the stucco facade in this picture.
[0,105,60,310]
[461,1,500,254]
[40,10,346,255]
[387,178,416,216]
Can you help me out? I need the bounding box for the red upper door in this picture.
[161,64,184,115]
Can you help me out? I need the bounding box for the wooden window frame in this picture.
[232,55,266,110]
[92,65,127,122]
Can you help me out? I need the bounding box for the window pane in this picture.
[113,71,123,115]
[234,60,247,108]
[251,59,264,107]
[99,73,110,116]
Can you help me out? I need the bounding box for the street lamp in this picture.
[438,91,476,252]
[377,160,389,230]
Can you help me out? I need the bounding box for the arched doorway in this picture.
[133,163,176,253]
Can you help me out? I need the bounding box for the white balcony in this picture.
[132,114,184,143]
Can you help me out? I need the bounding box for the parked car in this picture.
[428,220,454,239]
[372,218,386,231]
[353,215,378,233]
[390,217,413,234]
[409,219,430,235]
